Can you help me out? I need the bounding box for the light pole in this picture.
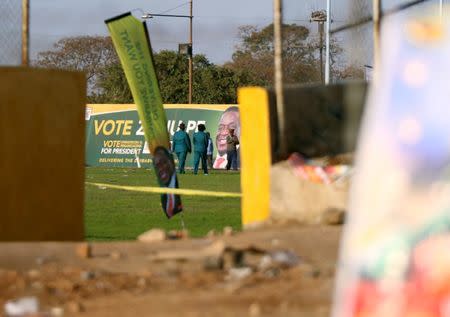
[373,0,382,73]
[311,10,327,84]
[188,0,193,104]
[325,0,331,84]
[274,0,286,157]
[142,0,193,104]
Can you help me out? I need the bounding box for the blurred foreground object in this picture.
[269,82,367,163]
[332,8,450,317]
[0,68,85,241]
[239,81,365,228]
[270,153,351,225]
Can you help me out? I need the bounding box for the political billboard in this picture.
[85,104,239,169]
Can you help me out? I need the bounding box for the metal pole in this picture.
[22,0,29,66]
[188,0,193,104]
[319,22,324,84]
[373,0,382,72]
[325,0,331,84]
[440,0,443,20]
[274,0,286,157]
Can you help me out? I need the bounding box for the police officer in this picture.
[193,124,208,175]
[171,122,191,174]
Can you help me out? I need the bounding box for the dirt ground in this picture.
[0,225,342,317]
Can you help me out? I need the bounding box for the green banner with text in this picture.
[85,104,239,169]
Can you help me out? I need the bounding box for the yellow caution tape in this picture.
[86,182,242,198]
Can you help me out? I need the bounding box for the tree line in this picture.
[34,23,363,104]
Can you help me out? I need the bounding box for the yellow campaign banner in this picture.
[105,12,181,219]
[105,13,168,151]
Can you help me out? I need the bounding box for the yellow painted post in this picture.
[238,87,271,228]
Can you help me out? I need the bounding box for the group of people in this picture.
[171,122,239,175]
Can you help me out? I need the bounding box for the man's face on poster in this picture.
[216,110,240,156]
[153,147,175,186]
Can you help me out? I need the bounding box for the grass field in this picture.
[85,167,241,241]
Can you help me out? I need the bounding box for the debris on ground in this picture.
[148,240,226,262]
[75,243,92,259]
[259,250,300,270]
[206,229,217,238]
[109,251,122,260]
[137,229,166,243]
[4,296,39,316]
[226,267,253,281]
[223,226,234,236]
[66,300,84,314]
[0,225,341,317]
[322,208,346,225]
[166,229,189,240]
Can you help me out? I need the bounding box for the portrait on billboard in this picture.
[213,106,240,169]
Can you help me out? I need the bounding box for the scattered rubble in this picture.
[66,301,84,314]
[248,302,262,317]
[49,307,64,317]
[167,229,189,240]
[268,250,300,268]
[137,229,166,243]
[0,225,341,317]
[227,267,252,281]
[223,226,234,236]
[322,208,346,225]
[148,240,226,262]
[206,229,217,238]
[109,251,122,260]
[4,296,39,316]
[203,256,224,271]
[75,243,92,259]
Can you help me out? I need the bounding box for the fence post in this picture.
[238,87,272,228]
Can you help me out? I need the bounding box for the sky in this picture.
[0,0,446,66]
[29,0,326,63]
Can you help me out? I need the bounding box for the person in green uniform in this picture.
[193,124,208,175]
[171,122,191,174]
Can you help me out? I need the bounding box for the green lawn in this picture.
[85,167,241,241]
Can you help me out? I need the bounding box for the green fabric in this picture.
[193,131,208,153]
[176,151,188,173]
[172,130,191,153]
[193,151,208,174]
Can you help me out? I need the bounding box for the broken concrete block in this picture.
[137,229,166,243]
[75,243,92,259]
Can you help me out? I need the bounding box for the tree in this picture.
[334,65,365,80]
[226,24,320,86]
[33,27,363,105]
[92,62,132,104]
[34,36,118,97]
[96,50,255,104]
[226,23,362,86]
